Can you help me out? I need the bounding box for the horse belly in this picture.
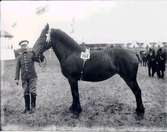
[83,66,116,82]
[83,73,115,82]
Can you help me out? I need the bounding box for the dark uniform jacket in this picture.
[156,50,166,71]
[15,50,41,80]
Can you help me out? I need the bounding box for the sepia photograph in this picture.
[1,1,167,131]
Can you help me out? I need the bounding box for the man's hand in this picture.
[39,54,45,62]
[15,80,19,86]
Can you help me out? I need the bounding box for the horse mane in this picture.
[50,28,82,51]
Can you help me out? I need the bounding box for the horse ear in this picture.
[40,24,49,37]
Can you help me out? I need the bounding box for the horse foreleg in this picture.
[124,79,145,115]
[68,79,82,116]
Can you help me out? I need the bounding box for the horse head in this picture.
[33,23,52,58]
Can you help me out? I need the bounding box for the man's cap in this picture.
[19,40,29,46]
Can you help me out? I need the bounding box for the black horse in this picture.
[33,24,145,117]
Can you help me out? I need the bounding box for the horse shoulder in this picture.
[60,53,82,78]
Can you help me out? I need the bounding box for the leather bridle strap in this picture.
[80,59,86,80]
[79,48,90,80]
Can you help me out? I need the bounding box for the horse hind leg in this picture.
[123,78,145,114]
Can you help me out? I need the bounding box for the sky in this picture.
[1,1,167,48]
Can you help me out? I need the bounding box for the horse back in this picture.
[106,48,139,64]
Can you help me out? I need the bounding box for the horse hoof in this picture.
[69,106,74,113]
[69,105,82,114]
[71,113,80,119]
[78,108,82,113]
[136,107,145,115]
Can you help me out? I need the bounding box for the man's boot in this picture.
[22,95,30,113]
[29,93,36,114]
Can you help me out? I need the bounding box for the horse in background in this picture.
[33,24,145,117]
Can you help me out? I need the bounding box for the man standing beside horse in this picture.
[15,40,44,114]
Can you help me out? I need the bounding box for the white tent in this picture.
[1,30,15,60]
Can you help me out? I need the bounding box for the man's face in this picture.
[21,43,28,50]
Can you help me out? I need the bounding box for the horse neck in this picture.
[51,39,81,63]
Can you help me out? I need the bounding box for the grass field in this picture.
[1,51,167,131]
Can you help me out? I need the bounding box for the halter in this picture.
[36,29,51,68]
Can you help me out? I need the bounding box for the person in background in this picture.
[156,48,166,79]
[147,48,156,77]
[15,40,44,114]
